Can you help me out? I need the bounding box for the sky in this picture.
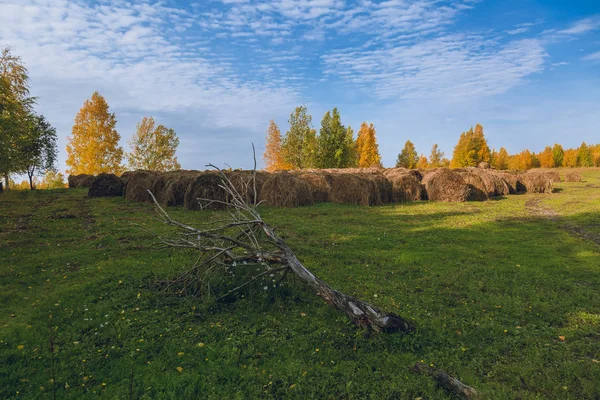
[1,0,599,172]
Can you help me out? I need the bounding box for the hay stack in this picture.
[124,170,160,202]
[543,170,561,183]
[88,173,123,197]
[383,168,423,182]
[422,169,470,202]
[565,171,581,182]
[259,172,314,207]
[455,170,488,201]
[150,171,200,207]
[518,170,553,193]
[383,169,423,202]
[184,172,229,210]
[492,171,522,194]
[325,171,391,206]
[295,172,331,203]
[478,162,490,169]
[68,174,95,188]
[473,169,510,197]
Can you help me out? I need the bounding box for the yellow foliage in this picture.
[66,91,124,175]
[416,154,428,169]
[127,117,181,172]
[355,122,381,168]
[263,120,290,171]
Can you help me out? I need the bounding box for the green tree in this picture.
[450,124,491,168]
[552,144,564,167]
[316,108,353,168]
[127,117,181,172]
[66,91,124,175]
[0,46,36,188]
[395,140,418,168]
[428,144,444,167]
[281,105,314,169]
[39,170,66,189]
[19,113,58,190]
[576,142,594,167]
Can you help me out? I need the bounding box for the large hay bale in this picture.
[478,162,490,169]
[125,170,160,202]
[518,170,553,193]
[150,171,200,206]
[565,171,581,182]
[455,170,488,201]
[326,172,391,206]
[184,172,229,210]
[422,169,470,202]
[492,171,523,194]
[383,168,423,182]
[388,173,423,202]
[295,172,331,203]
[543,170,561,183]
[259,172,314,207]
[68,174,94,188]
[88,173,123,197]
[472,169,510,197]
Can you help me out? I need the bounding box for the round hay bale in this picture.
[296,172,331,203]
[125,170,160,202]
[327,172,391,206]
[455,170,488,201]
[565,171,581,182]
[68,174,94,188]
[184,172,229,210]
[478,162,490,169]
[383,168,423,182]
[259,172,314,207]
[518,170,553,193]
[88,173,123,197]
[472,169,510,197]
[422,169,470,202]
[543,170,561,183]
[151,171,200,206]
[387,173,423,202]
[492,171,522,194]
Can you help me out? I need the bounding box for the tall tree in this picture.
[0,46,36,188]
[538,146,554,168]
[356,122,382,168]
[316,108,353,168]
[576,142,594,167]
[552,144,564,167]
[66,91,124,175]
[563,149,578,167]
[18,113,58,190]
[281,106,315,169]
[508,149,534,170]
[395,140,418,168]
[428,144,444,168]
[127,117,181,172]
[491,147,509,170]
[416,154,429,169]
[450,124,491,168]
[345,126,359,168]
[263,120,289,172]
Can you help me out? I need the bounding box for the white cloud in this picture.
[321,36,546,100]
[557,16,600,35]
[582,51,600,61]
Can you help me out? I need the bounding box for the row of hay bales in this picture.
[70,167,559,208]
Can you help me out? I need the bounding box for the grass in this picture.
[0,169,599,399]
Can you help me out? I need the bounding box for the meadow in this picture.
[0,169,599,399]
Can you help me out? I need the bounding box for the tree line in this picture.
[0,47,181,190]
[263,105,382,171]
[266,114,600,171]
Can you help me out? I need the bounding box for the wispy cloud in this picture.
[582,50,600,61]
[557,16,600,35]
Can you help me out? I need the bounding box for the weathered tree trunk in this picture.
[261,221,414,333]
[4,174,9,190]
[413,362,481,399]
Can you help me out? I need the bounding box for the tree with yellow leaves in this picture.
[538,146,554,168]
[416,154,429,169]
[450,124,491,168]
[355,122,382,168]
[263,120,290,171]
[66,92,124,175]
[127,117,181,172]
[491,147,509,170]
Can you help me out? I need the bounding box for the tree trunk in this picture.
[262,222,414,333]
[413,362,481,399]
[3,174,8,190]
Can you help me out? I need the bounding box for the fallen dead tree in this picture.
[147,161,413,333]
[413,362,482,399]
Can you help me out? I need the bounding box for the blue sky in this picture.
[1,0,599,171]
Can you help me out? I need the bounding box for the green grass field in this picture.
[1,169,599,399]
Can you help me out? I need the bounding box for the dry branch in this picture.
[413,362,482,399]
[147,152,413,333]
